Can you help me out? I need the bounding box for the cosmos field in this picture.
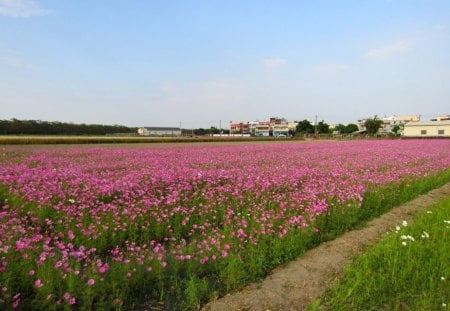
[0,140,449,309]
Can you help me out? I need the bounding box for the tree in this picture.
[317,120,330,134]
[296,120,314,134]
[392,125,401,135]
[345,123,359,133]
[334,123,346,133]
[209,127,221,134]
[364,116,383,135]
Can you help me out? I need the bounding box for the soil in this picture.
[202,183,450,311]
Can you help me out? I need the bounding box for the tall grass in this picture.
[309,196,450,310]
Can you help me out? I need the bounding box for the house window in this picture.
[421,130,427,135]
[438,129,444,135]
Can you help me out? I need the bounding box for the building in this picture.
[137,127,181,136]
[230,122,250,135]
[241,117,291,137]
[431,115,450,121]
[357,115,420,134]
[252,122,271,136]
[403,120,450,137]
[380,115,420,134]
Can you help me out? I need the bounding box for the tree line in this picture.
[0,119,137,136]
[295,116,383,135]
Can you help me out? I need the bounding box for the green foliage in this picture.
[0,119,136,136]
[296,120,315,134]
[317,120,330,134]
[392,124,401,135]
[364,116,383,134]
[310,196,450,311]
[342,123,359,134]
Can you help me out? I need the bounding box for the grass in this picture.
[308,196,450,311]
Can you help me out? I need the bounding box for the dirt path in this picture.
[203,183,450,311]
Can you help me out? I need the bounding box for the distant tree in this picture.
[194,128,207,136]
[334,124,346,133]
[0,119,136,135]
[364,116,383,135]
[296,120,314,134]
[392,125,401,135]
[209,127,221,134]
[345,123,359,133]
[317,120,330,134]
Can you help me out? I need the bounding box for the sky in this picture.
[1,0,449,128]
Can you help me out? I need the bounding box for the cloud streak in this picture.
[365,39,413,61]
[0,0,52,17]
[263,58,287,69]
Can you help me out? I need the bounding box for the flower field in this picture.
[0,140,449,309]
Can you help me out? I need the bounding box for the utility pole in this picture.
[315,115,318,138]
[220,120,222,135]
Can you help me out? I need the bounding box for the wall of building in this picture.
[403,122,450,137]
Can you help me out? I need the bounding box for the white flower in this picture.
[441,277,445,281]
[401,235,415,241]
[421,231,429,239]
[68,198,75,203]
[402,241,407,246]
[444,220,450,224]
[426,211,432,214]
[402,220,408,227]
[395,225,401,231]
[442,303,447,307]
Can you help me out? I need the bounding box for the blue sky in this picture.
[1,0,449,128]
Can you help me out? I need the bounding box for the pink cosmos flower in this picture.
[34,279,43,288]
[87,279,95,286]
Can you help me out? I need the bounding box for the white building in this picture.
[403,120,450,137]
[137,127,181,136]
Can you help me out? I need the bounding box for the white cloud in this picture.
[364,39,413,61]
[263,58,287,69]
[0,0,52,17]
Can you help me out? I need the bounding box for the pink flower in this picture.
[69,297,76,305]
[34,279,43,288]
[87,279,95,286]
[12,299,20,309]
[28,270,35,276]
[63,292,71,300]
[99,264,109,273]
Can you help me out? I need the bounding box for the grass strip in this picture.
[308,196,450,311]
